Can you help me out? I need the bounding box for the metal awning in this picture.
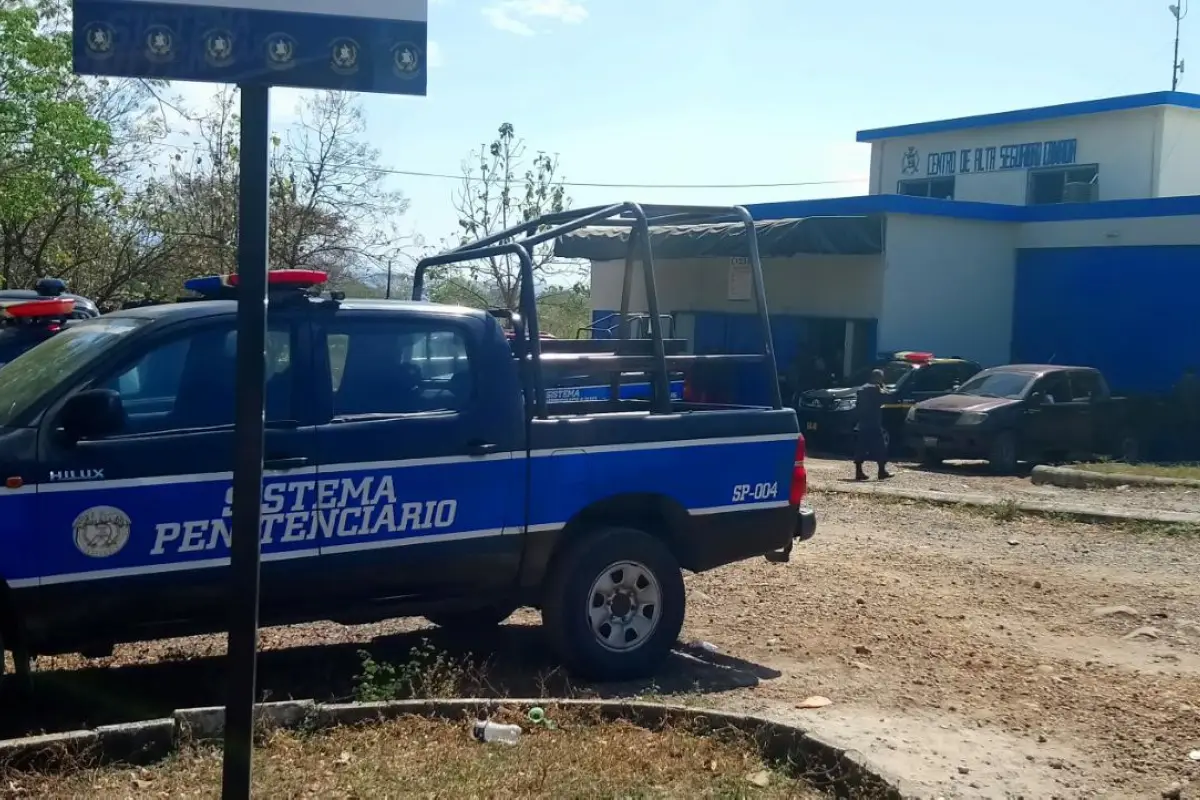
[553,215,884,260]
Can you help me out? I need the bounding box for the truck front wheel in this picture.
[988,431,1019,474]
[542,526,685,682]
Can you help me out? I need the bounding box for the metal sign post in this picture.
[71,2,428,796]
[222,82,270,796]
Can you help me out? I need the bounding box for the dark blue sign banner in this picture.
[72,0,427,96]
[925,138,1077,177]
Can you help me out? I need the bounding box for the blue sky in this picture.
[173,0,1193,253]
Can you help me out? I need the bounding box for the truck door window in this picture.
[1033,373,1070,404]
[100,325,293,434]
[329,321,473,417]
[1068,371,1101,401]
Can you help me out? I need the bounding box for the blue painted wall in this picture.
[1013,246,1200,393]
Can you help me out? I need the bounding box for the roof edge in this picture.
[855,91,1200,143]
[745,194,1200,224]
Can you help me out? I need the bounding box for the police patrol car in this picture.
[0,279,100,368]
[0,222,814,689]
[797,351,982,453]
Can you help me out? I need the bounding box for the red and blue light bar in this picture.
[879,350,935,365]
[184,269,329,296]
[0,297,75,320]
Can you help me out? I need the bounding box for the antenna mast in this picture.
[1172,2,1188,91]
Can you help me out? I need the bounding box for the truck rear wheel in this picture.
[542,526,685,682]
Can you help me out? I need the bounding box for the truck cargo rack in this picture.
[413,203,779,419]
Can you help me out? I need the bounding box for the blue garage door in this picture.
[1013,246,1200,394]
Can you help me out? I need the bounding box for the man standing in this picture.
[854,368,893,481]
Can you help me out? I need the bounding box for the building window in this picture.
[897,177,955,200]
[1027,164,1099,205]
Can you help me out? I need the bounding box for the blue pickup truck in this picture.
[0,203,814,689]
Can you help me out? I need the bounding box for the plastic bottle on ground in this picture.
[472,718,522,744]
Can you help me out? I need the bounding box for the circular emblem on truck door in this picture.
[73,505,131,558]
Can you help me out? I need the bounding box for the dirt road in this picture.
[13,491,1200,798]
[681,492,1200,799]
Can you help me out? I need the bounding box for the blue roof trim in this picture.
[855,91,1200,142]
[745,194,1200,224]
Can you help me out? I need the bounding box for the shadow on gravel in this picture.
[0,624,780,739]
[911,460,1033,478]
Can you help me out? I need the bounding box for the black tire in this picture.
[988,431,1019,474]
[542,526,685,682]
[425,605,517,631]
[916,444,942,467]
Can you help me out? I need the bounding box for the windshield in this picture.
[839,361,913,388]
[0,318,143,427]
[956,370,1035,400]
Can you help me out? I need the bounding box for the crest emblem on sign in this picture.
[392,42,420,77]
[900,146,920,176]
[145,25,175,63]
[265,33,297,69]
[73,505,132,559]
[204,30,235,67]
[330,38,359,74]
[83,22,116,58]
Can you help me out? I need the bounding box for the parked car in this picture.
[904,364,1136,473]
[0,280,100,368]
[796,351,981,453]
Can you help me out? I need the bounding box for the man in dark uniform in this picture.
[854,368,893,481]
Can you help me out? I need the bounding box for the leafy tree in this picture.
[0,2,112,288]
[535,281,591,339]
[445,122,574,309]
[144,87,410,296]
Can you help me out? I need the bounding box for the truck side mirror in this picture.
[1029,391,1044,406]
[59,389,125,441]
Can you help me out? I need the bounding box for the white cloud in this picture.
[482,0,587,36]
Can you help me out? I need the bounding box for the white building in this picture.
[558,91,1200,401]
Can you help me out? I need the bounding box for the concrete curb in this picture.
[1031,464,1200,490]
[0,698,906,798]
[813,482,1200,526]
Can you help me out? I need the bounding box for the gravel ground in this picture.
[806,454,1200,516]
[683,492,1200,799]
[11,493,1200,799]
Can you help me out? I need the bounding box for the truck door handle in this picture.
[264,456,310,470]
[466,440,497,456]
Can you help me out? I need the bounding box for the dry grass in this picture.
[5,710,829,799]
[1073,460,1200,481]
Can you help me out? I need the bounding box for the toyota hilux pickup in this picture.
[0,203,815,690]
[905,364,1136,473]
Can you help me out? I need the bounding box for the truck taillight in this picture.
[789,435,808,505]
[682,376,708,403]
